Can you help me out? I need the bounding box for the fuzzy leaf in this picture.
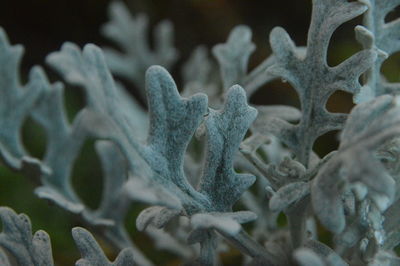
[136,206,180,232]
[182,46,215,90]
[304,240,348,266]
[190,213,243,236]
[73,227,136,266]
[30,66,85,213]
[140,66,212,213]
[101,1,178,99]
[369,251,400,266]
[213,25,255,90]
[145,227,195,259]
[0,28,43,170]
[294,240,348,266]
[254,105,301,124]
[312,95,400,233]
[125,176,182,209]
[47,43,145,185]
[294,248,325,266]
[200,85,257,211]
[267,0,376,164]
[0,207,54,266]
[89,139,177,265]
[182,46,221,107]
[358,0,400,99]
[0,249,10,266]
[269,181,310,213]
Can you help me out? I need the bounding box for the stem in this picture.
[218,229,283,266]
[197,231,218,266]
[242,56,276,96]
[285,196,310,249]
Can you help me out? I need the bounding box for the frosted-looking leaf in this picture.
[30,66,86,213]
[182,46,221,108]
[47,43,148,184]
[0,207,54,266]
[356,0,400,100]
[136,206,180,232]
[200,86,257,211]
[0,28,43,170]
[294,240,348,266]
[0,249,10,266]
[142,66,210,213]
[87,141,154,266]
[189,211,257,238]
[46,44,167,265]
[266,0,377,164]
[294,248,325,266]
[101,1,178,100]
[369,251,400,266]
[269,181,310,213]
[73,227,136,266]
[213,25,255,90]
[312,95,400,233]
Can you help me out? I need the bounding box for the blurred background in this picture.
[0,0,399,265]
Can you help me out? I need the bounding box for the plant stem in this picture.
[285,196,310,249]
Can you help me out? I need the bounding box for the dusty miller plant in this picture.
[1,0,400,265]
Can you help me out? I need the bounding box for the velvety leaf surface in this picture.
[200,85,257,211]
[213,25,255,90]
[73,227,136,266]
[0,207,54,266]
[0,28,43,170]
[101,1,178,100]
[266,0,376,164]
[30,66,85,213]
[357,0,400,100]
[312,95,400,233]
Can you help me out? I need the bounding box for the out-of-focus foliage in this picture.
[1,0,400,265]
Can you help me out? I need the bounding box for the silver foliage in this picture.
[2,0,400,265]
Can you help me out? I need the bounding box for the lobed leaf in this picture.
[267,0,376,164]
[73,227,136,266]
[0,207,54,266]
[312,95,400,233]
[200,85,257,211]
[0,28,43,170]
[101,1,178,100]
[213,25,255,90]
[358,0,400,100]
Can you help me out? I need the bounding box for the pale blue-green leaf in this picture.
[125,177,182,209]
[312,96,400,233]
[269,181,310,213]
[0,249,10,266]
[30,66,85,212]
[145,227,195,259]
[101,1,178,99]
[190,213,241,236]
[212,25,255,90]
[143,66,210,212]
[304,240,348,266]
[267,0,376,164]
[294,248,325,266]
[199,85,257,211]
[0,28,43,170]
[0,207,54,266]
[181,46,221,108]
[136,206,180,232]
[358,0,400,98]
[368,250,400,266]
[73,227,136,266]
